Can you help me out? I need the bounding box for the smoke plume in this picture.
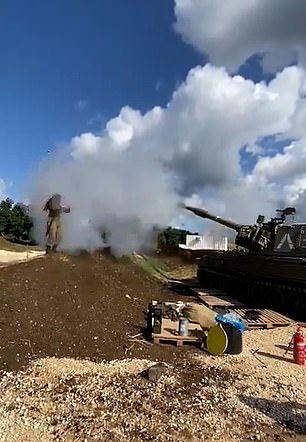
[25,63,306,255]
[27,137,181,255]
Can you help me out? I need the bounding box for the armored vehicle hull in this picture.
[183,205,306,319]
[196,250,306,318]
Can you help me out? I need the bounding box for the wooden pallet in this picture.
[177,278,200,287]
[231,308,293,329]
[168,278,200,290]
[192,288,245,308]
[166,282,295,330]
[152,318,203,346]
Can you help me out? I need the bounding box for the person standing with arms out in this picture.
[43,194,70,254]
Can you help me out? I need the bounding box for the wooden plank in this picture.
[153,336,191,346]
[231,308,293,329]
[193,288,245,308]
[179,278,201,287]
[152,318,203,346]
[197,295,233,307]
[168,279,200,289]
[247,309,292,324]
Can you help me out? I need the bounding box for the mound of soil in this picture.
[0,253,197,372]
[0,253,305,441]
[0,237,42,252]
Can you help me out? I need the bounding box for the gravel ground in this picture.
[0,326,305,441]
[0,252,305,441]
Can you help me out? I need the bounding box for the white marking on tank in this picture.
[277,232,294,250]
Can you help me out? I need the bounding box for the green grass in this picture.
[135,255,170,279]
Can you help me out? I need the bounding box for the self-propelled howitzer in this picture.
[183,205,306,318]
[184,205,301,254]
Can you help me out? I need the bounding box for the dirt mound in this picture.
[0,253,197,372]
[0,237,42,252]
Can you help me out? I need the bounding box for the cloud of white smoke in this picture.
[27,64,306,253]
[26,1,306,254]
[27,140,180,255]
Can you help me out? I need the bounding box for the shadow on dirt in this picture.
[239,395,306,435]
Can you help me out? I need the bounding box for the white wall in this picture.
[181,234,228,251]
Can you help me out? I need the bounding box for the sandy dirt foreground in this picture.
[0,253,305,441]
[0,327,305,442]
[0,249,45,266]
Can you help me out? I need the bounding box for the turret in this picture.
[182,204,291,252]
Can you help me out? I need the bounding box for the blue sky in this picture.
[1,0,204,200]
[1,0,305,245]
[0,0,281,203]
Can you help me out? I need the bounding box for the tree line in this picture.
[157,226,198,248]
[0,198,34,244]
[0,197,196,247]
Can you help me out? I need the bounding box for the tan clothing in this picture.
[44,194,70,252]
[46,216,62,249]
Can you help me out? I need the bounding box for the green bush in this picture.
[157,226,198,247]
[0,198,34,243]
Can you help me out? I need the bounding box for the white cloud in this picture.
[27,63,306,252]
[71,133,102,157]
[244,137,306,217]
[152,64,302,197]
[70,65,303,200]
[25,1,306,253]
[87,113,104,126]
[174,0,306,73]
[75,99,88,112]
[155,81,163,92]
[244,143,265,156]
[0,179,6,200]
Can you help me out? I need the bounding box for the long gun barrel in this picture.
[184,205,242,232]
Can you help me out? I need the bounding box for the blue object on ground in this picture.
[215,312,246,333]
